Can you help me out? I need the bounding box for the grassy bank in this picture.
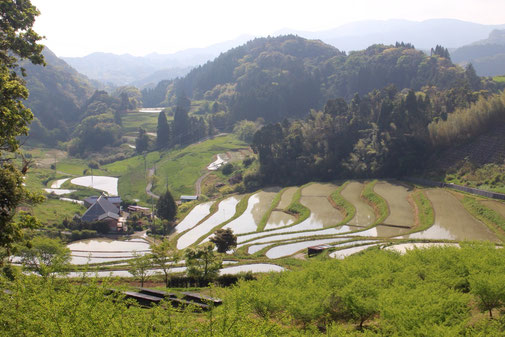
[361,180,389,225]
[330,182,356,225]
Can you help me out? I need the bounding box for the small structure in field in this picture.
[127,205,151,216]
[307,244,332,257]
[180,195,198,203]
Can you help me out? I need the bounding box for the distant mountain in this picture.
[62,35,253,86]
[451,30,505,76]
[22,47,94,133]
[277,19,505,51]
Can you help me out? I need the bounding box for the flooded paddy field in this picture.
[329,243,380,259]
[407,189,499,242]
[67,238,151,265]
[264,211,295,230]
[277,187,298,209]
[265,237,349,259]
[175,202,213,233]
[374,181,414,227]
[70,175,119,196]
[177,196,242,249]
[223,189,279,234]
[298,183,343,228]
[385,242,460,254]
[340,181,375,227]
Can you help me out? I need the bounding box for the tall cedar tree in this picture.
[0,0,45,265]
[156,189,177,222]
[156,110,170,148]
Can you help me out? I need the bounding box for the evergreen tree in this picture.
[172,104,190,145]
[156,110,170,148]
[210,228,237,253]
[135,127,149,153]
[156,189,177,222]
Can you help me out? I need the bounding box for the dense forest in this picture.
[145,36,498,125]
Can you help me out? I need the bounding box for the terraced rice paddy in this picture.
[277,187,297,209]
[174,180,504,260]
[341,181,374,227]
[481,200,505,219]
[374,181,414,227]
[223,189,279,234]
[175,202,213,233]
[70,176,119,196]
[407,189,499,242]
[264,211,295,230]
[67,238,151,265]
[177,196,242,249]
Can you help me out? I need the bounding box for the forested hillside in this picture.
[22,47,95,144]
[149,36,485,127]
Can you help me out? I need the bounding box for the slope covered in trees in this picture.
[147,36,484,128]
[22,47,95,143]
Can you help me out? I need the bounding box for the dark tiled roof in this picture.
[81,195,119,223]
[84,196,122,205]
[98,212,120,221]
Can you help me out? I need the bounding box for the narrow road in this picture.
[195,171,211,196]
[145,167,159,200]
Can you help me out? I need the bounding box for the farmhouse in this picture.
[81,194,127,232]
[84,196,122,208]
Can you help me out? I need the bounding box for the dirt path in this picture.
[146,167,159,200]
[195,172,211,196]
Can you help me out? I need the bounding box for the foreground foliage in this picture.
[3,245,505,336]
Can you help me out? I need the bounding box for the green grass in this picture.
[256,188,286,232]
[330,182,356,225]
[122,111,172,135]
[285,184,311,221]
[461,196,505,241]
[412,190,434,231]
[361,180,389,225]
[29,198,86,225]
[493,75,505,83]
[152,135,248,198]
[55,158,109,176]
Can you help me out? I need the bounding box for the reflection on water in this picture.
[224,190,278,234]
[67,238,151,265]
[406,189,499,242]
[265,237,348,259]
[264,211,295,230]
[177,196,242,249]
[341,182,374,227]
[176,202,213,233]
[329,244,379,259]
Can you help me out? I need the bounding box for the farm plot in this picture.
[407,189,499,242]
[264,211,295,230]
[385,242,460,254]
[277,187,297,209]
[298,183,343,228]
[481,200,505,219]
[265,237,349,259]
[223,189,279,234]
[175,202,213,233]
[177,196,242,249]
[340,181,375,227]
[70,176,119,196]
[67,238,150,265]
[329,243,380,259]
[374,181,414,227]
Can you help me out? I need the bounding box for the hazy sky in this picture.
[31,0,505,57]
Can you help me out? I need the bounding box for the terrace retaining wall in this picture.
[404,177,505,200]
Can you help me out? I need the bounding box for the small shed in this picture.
[180,195,198,203]
[127,205,151,216]
[307,244,332,257]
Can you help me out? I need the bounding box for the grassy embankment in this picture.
[256,187,287,232]
[361,180,389,225]
[411,189,435,231]
[461,196,505,241]
[330,181,356,225]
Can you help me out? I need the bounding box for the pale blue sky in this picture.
[31,0,505,57]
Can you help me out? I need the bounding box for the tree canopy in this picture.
[0,0,45,265]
